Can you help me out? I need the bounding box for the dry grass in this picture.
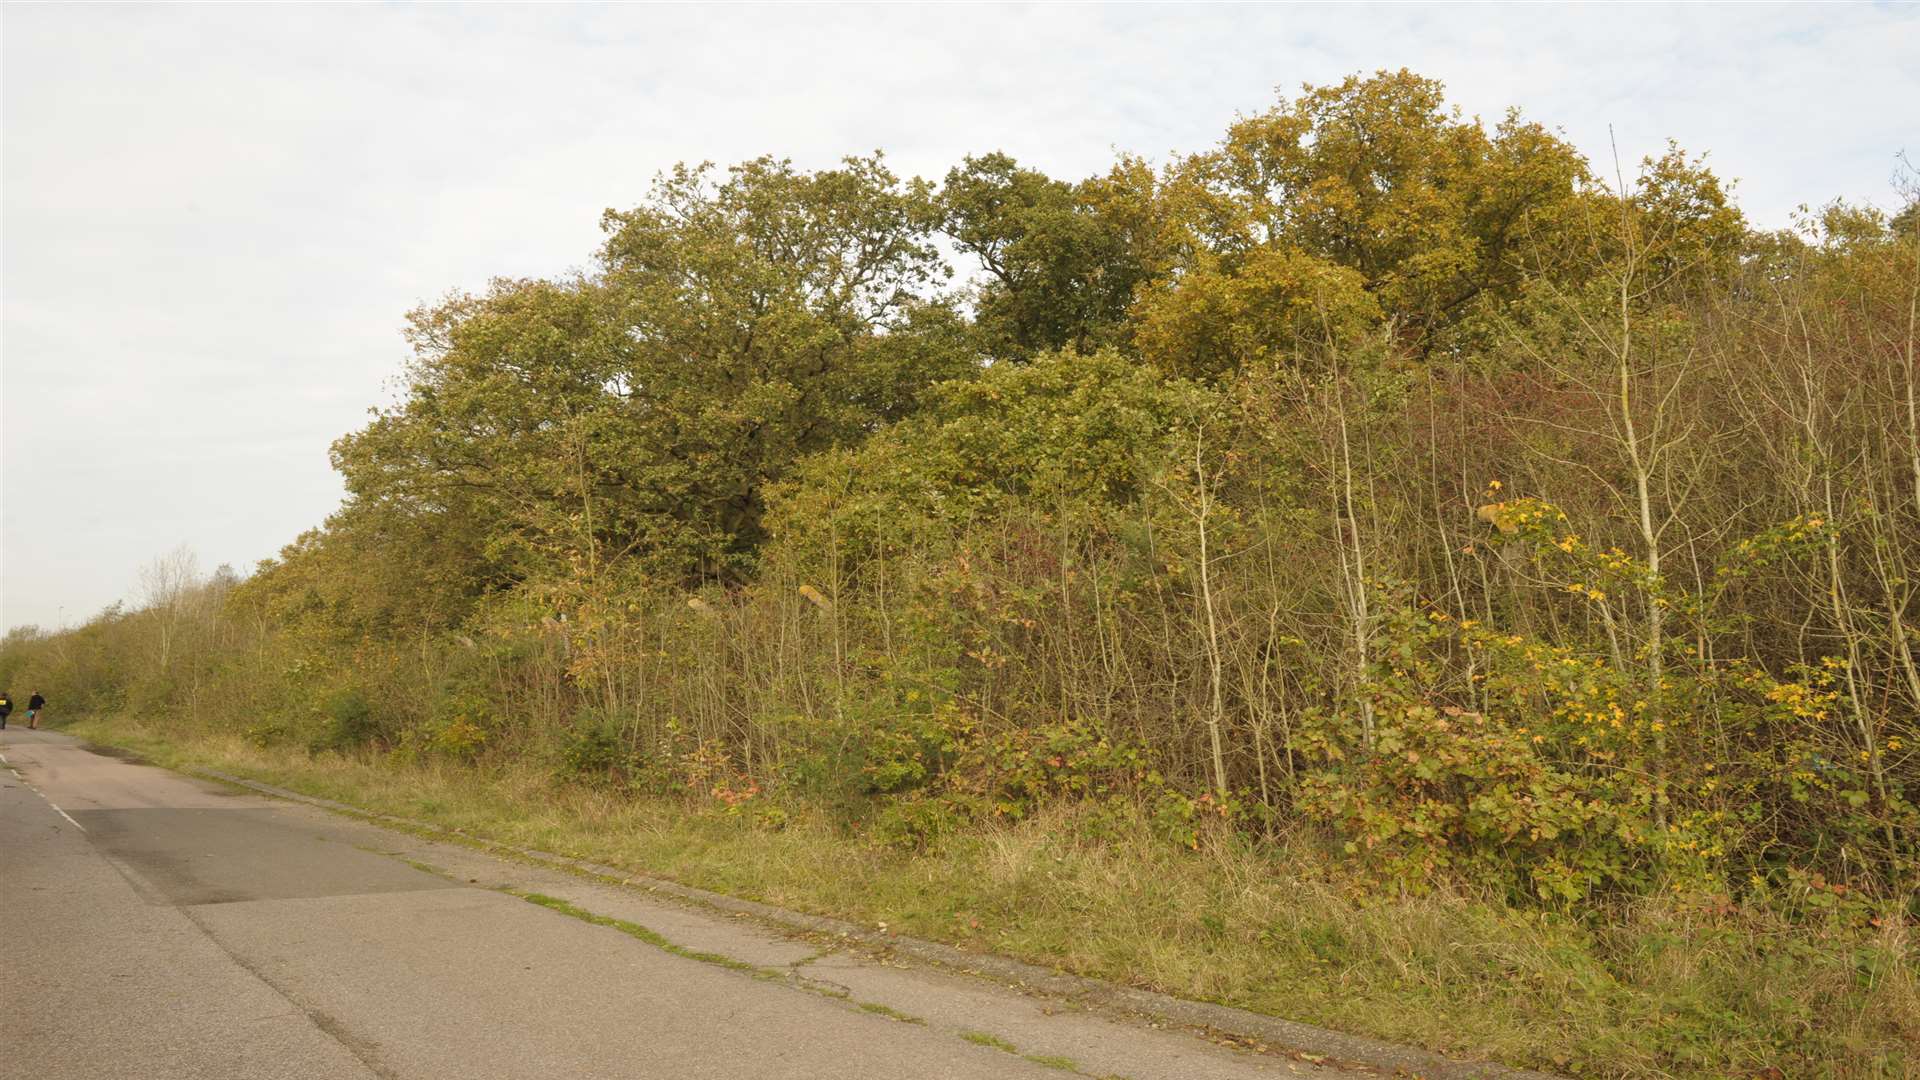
[66,713,1919,1079]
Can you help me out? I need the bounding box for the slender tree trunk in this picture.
[1192,431,1231,802]
[1334,382,1376,750]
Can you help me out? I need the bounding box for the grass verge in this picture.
[60,713,1918,1079]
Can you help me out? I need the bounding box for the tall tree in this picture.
[1133,69,1596,377]
[333,155,973,587]
[940,153,1162,361]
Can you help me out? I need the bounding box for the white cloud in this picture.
[3,2,1916,629]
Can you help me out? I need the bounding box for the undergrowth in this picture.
[62,712,1918,1079]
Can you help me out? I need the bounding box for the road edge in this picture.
[185,764,1567,1080]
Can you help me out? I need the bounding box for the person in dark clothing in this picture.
[0,691,11,729]
[26,691,46,729]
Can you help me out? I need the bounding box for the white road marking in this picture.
[49,801,87,831]
[1,749,87,831]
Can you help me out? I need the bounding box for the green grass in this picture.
[956,1029,1078,1073]
[516,891,673,948]
[64,713,1919,1079]
[856,1001,925,1024]
[514,890,769,976]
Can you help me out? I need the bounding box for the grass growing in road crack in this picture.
[513,890,767,976]
[516,890,672,947]
[960,1030,1081,1074]
[856,1001,925,1024]
[959,1030,1018,1053]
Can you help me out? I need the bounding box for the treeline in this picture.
[9,70,1917,908]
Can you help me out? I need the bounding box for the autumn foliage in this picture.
[8,72,1916,919]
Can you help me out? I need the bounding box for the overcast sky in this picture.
[3,3,1916,632]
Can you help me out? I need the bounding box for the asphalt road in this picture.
[0,730,1342,1080]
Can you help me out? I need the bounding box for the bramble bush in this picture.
[1297,501,1916,906]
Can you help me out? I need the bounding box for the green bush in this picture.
[869,792,979,851]
[307,687,378,753]
[558,708,642,788]
[425,686,497,761]
[948,718,1152,820]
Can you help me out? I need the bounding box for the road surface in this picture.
[0,730,1348,1080]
